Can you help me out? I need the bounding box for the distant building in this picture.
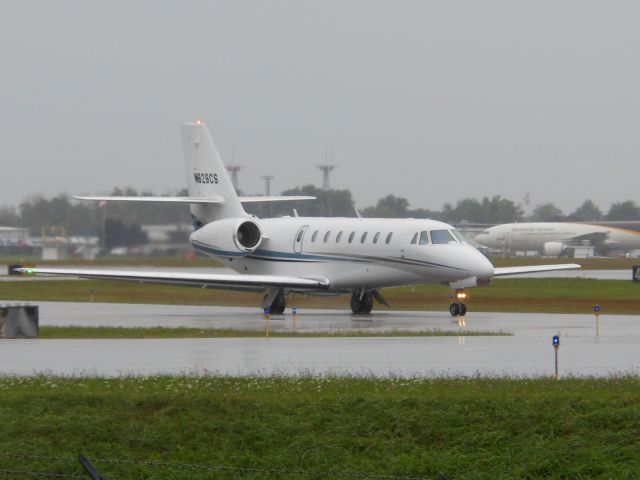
[0,227,27,246]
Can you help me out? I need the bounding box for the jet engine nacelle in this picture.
[543,241,565,257]
[190,218,263,256]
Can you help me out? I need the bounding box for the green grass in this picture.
[0,376,639,479]
[2,277,640,314]
[38,326,509,339]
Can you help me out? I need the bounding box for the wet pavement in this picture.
[0,301,638,378]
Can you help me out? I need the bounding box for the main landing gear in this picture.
[350,289,390,315]
[449,289,467,316]
[263,288,286,314]
[350,290,374,315]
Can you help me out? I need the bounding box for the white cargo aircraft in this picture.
[476,222,640,257]
[24,122,580,316]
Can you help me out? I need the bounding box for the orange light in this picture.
[196,119,202,125]
[456,291,467,300]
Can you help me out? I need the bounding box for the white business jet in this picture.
[24,122,579,316]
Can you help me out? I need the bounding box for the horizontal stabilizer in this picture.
[493,263,581,277]
[74,196,225,204]
[238,196,316,203]
[18,267,330,291]
[74,195,314,204]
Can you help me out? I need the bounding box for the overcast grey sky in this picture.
[1,1,639,213]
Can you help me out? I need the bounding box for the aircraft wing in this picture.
[18,267,330,291]
[564,231,609,245]
[493,263,581,277]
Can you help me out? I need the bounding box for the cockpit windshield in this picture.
[450,229,467,244]
[430,229,457,244]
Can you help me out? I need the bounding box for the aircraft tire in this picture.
[360,293,373,314]
[350,294,362,314]
[270,292,286,314]
[459,303,467,316]
[449,303,460,316]
[351,291,373,315]
[273,301,286,315]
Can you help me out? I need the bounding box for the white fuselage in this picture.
[191,217,495,292]
[475,222,640,253]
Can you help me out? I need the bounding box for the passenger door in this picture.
[293,225,309,253]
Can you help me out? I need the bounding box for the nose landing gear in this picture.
[449,289,468,316]
[449,302,467,316]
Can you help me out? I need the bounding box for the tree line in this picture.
[1,186,639,243]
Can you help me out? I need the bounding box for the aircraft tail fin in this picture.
[181,122,248,227]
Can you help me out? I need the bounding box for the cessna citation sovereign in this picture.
[23,122,579,316]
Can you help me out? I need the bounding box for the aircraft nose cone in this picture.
[471,247,494,280]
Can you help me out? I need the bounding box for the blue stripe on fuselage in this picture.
[192,240,358,263]
[192,240,462,271]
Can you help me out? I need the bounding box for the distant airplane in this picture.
[23,122,579,316]
[475,221,640,256]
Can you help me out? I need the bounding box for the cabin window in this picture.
[348,231,355,243]
[336,231,343,243]
[311,230,319,242]
[430,229,456,244]
[373,232,380,244]
[411,233,418,244]
[419,231,430,245]
[386,232,393,244]
[361,232,368,243]
[324,231,331,243]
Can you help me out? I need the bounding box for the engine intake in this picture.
[543,241,566,257]
[236,220,262,250]
[190,218,264,257]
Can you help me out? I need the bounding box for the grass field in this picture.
[37,326,510,339]
[0,376,639,479]
[2,277,639,314]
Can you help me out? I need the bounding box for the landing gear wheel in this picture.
[361,293,373,314]
[350,294,361,314]
[270,292,286,314]
[449,302,467,316]
[351,291,374,315]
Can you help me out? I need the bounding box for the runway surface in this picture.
[1,301,639,378]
